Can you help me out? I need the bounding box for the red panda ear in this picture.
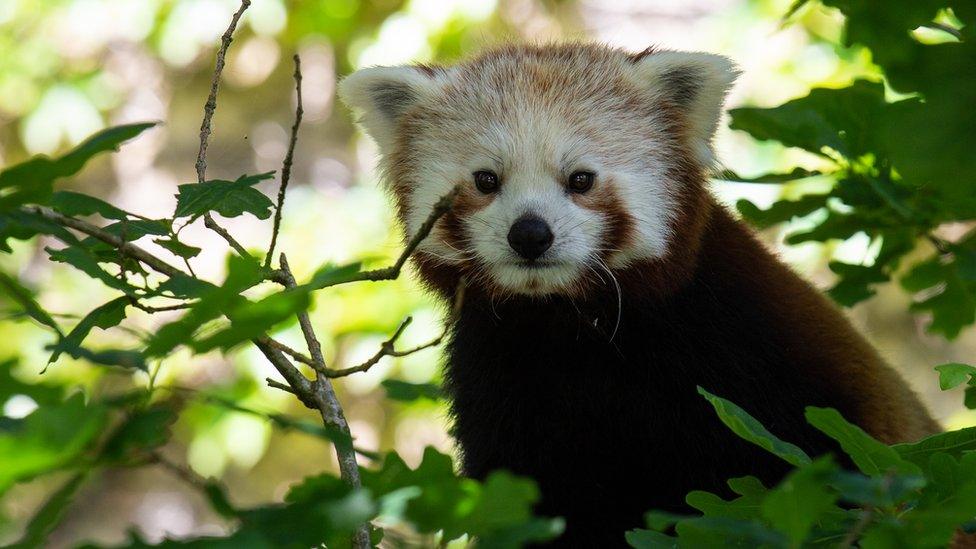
[338,65,443,151]
[627,50,739,166]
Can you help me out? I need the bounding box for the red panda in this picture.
[339,43,940,547]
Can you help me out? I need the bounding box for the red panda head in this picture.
[339,44,738,299]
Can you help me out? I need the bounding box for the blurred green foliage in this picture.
[730,0,976,338]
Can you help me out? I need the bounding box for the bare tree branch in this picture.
[324,277,465,378]
[24,205,186,279]
[255,334,314,366]
[315,186,460,289]
[266,55,304,269]
[276,253,370,548]
[194,0,253,260]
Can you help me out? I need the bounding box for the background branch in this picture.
[265,55,304,269]
[194,0,253,260]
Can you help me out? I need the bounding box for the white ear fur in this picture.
[338,66,442,151]
[629,50,739,166]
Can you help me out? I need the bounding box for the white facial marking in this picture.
[339,45,737,295]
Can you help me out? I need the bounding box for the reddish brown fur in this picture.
[351,43,943,545]
[395,44,938,444]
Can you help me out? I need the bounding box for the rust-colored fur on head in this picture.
[340,43,736,300]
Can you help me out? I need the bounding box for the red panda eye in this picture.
[473,170,500,194]
[567,171,595,193]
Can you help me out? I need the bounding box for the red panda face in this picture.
[340,44,737,297]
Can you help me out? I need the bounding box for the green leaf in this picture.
[154,237,201,259]
[7,471,89,548]
[697,386,812,467]
[0,270,62,335]
[48,344,147,371]
[101,405,178,462]
[826,261,890,306]
[0,394,107,495]
[96,219,172,241]
[902,258,943,292]
[460,471,564,548]
[909,265,976,339]
[760,457,840,545]
[894,427,976,467]
[729,80,888,158]
[934,363,976,390]
[0,209,81,252]
[827,230,915,307]
[0,122,156,212]
[48,297,128,364]
[0,359,63,405]
[829,470,926,507]
[727,476,767,497]
[674,517,789,547]
[382,379,443,402]
[644,510,692,531]
[804,407,919,475]
[736,194,827,229]
[174,172,275,220]
[145,255,262,357]
[686,490,763,521]
[307,261,364,289]
[191,288,310,353]
[718,168,824,184]
[49,191,129,220]
[626,529,678,548]
[204,482,237,518]
[46,245,140,296]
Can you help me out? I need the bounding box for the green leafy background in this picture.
[1,0,975,547]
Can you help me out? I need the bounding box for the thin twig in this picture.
[24,206,186,279]
[316,186,461,289]
[265,55,304,269]
[195,0,253,260]
[323,277,465,378]
[255,335,314,366]
[152,452,216,493]
[326,317,413,378]
[131,301,196,313]
[204,215,252,260]
[265,377,296,394]
[279,254,328,370]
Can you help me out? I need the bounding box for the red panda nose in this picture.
[507,215,554,260]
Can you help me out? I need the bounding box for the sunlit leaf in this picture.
[0,122,156,212]
[0,394,107,495]
[934,363,976,391]
[154,237,201,259]
[0,270,62,335]
[697,387,811,467]
[805,407,919,475]
[174,172,275,221]
[729,80,888,158]
[48,297,128,364]
[49,191,129,220]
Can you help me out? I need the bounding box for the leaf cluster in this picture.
[726,1,976,338]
